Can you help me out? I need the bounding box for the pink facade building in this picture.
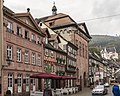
[0,6,45,96]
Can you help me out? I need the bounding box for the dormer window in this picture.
[40,23,42,26]
[49,22,54,26]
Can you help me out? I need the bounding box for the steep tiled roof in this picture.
[78,22,91,39]
[48,34,61,43]
[36,13,91,39]
[45,13,68,21]
[45,43,66,54]
[35,13,67,23]
[49,34,57,41]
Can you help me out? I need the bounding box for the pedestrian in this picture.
[118,81,120,96]
[112,83,119,96]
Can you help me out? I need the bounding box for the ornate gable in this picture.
[78,23,88,34]
[15,12,40,31]
[79,25,86,33]
[78,23,91,39]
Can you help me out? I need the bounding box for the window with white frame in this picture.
[18,74,22,86]
[45,37,48,44]
[51,51,54,57]
[17,74,22,92]
[8,73,13,88]
[26,75,29,86]
[26,75,29,92]
[37,36,41,44]
[17,48,21,62]
[31,34,36,43]
[68,46,70,52]
[25,30,29,40]
[7,45,12,60]
[37,54,41,65]
[24,50,29,63]
[17,26,22,36]
[7,21,13,33]
[32,52,35,64]
[51,65,54,72]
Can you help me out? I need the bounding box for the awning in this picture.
[30,73,76,79]
[30,73,61,79]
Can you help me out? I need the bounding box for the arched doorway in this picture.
[83,72,86,87]
[80,76,82,91]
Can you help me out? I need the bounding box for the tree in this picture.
[89,47,101,56]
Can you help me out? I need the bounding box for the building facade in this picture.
[36,4,91,89]
[40,22,77,88]
[101,47,118,61]
[89,52,112,87]
[1,6,45,96]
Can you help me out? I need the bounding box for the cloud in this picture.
[92,0,120,16]
[4,0,120,36]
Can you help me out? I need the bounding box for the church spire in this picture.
[52,2,57,15]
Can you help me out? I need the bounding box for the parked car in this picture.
[104,83,109,87]
[92,85,108,95]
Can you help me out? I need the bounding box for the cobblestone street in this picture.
[66,86,113,96]
[68,88,92,96]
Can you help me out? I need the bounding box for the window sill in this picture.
[16,61,23,63]
[24,62,29,64]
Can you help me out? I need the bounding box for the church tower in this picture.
[52,2,57,15]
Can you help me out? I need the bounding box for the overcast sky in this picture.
[4,0,120,36]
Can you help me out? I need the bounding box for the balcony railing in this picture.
[6,28,14,33]
[66,65,76,72]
